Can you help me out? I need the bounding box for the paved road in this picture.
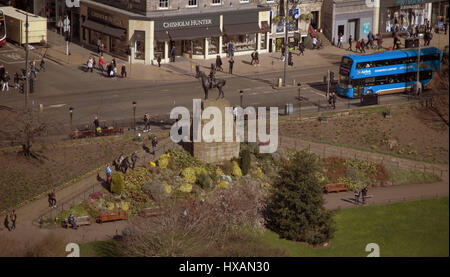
[0,42,414,129]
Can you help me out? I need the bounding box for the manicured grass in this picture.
[79,240,123,257]
[388,168,442,185]
[262,197,449,257]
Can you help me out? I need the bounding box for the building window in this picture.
[212,0,221,5]
[188,0,197,7]
[266,0,274,2]
[159,0,169,9]
[134,31,145,60]
[240,0,249,3]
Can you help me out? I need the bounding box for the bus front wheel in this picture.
[366,90,374,95]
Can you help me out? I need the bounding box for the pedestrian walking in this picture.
[4,213,10,231]
[151,136,158,155]
[144,113,151,131]
[2,72,9,91]
[98,56,104,72]
[215,55,223,71]
[48,190,56,208]
[100,42,105,56]
[121,65,127,78]
[355,40,361,53]
[228,57,234,74]
[113,66,118,78]
[87,57,94,73]
[328,93,333,109]
[228,42,234,57]
[14,72,19,89]
[97,38,101,54]
[112,58,117,68]
[337,33,342,48]
[170,47,176,62]
[393,34,401,49]
[10,210,16,231]
[105,164,112,185]
[255,51,259,65]
[67,214,78,229]
[360,39,366,53]
[444,22,448,35]
[312,36,318,49]
[131,152,138,170]
[347,35,353,51]
[298,41,305,55]
[93,116,100,135]
[280,45,286,61]
[355,189,360,204]
[362,187,368,204]
[250,51,255,65]
[368,32,374,49]
[157,55,162,67]
[30,60,37,78]
[39,58,46,72]
[376,33,383,49]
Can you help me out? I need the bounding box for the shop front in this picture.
[80,5,129,59]
[379,0,446,33]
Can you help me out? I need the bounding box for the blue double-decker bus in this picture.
[337,47,441,98]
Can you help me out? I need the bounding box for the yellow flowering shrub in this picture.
[256,167,264,179]
[163,184,172,195]
[217,181,229,189]
[158,157,169,169]
[149,161,156,167]
[182,167,197,183]
[178,183,193,193]
[216,167,224,177]
[232,161,242,178]
[106,202,115,211]
[120,201,130,211]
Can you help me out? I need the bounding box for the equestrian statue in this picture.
[195,64,226,100]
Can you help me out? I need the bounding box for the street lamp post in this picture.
[69,106,73,131]
[133,101,137,133]
[240,90,244,107]
[297,83,301,119]
[283,0,289,86]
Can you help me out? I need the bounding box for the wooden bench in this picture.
[140,207,164,218]
[96,211,128,224]
[324,183,349,193]
[62,215,91,229]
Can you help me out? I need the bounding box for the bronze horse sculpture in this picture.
[195,66,226,100]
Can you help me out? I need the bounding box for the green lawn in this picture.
[262,197,449,257]
[80,198,449,257]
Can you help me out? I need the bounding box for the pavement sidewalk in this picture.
[40,30,449,83]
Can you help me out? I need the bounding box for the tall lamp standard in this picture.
[240,90,244,107]
[69,106,73,131]
[133,101,137,133]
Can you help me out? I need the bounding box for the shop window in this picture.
[134,31,145,60]
[260,33,267,50]
[154,41,165,59]
[188,0,197,7]
[159,0,169,9]
[223,34,256,52]
[184,40,205,55]
[208,37,220,55]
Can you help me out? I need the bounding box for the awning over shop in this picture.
[82,20,126,38]
[168,26,222,41]
[223,23,261,35]
[154,30,170,41]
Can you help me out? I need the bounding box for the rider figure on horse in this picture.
[209,63,216,89]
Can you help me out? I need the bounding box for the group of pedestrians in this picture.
[345,32,383,52]
[3,210,17,231]
[87,56,127,79]
[0,58,45,93]
[354,187,369,205]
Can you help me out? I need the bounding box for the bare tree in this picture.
[0,107,48,160]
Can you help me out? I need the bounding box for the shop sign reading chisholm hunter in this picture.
[163,19,213,29]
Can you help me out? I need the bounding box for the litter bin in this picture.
[285,103,294,115]
[405,38,419,48]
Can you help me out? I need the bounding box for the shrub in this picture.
[323,156,347,182]
[178,183,193,193]
[169,149,203,169]
[232,161,242,178]
[142,180,168,201]
[266,150,334,246]
[221,160,234,176]
[111,172,125,194]
[197,172,212,189]
[158,157,169,169]
[182,167,196,183]
[239,149,251,176]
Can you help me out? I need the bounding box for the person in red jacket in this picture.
[98,56,105,72]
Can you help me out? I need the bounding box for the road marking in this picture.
[46,104,67,109]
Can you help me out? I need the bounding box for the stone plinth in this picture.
[191,98,240,164]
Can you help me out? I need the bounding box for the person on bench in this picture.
[68,214,78,229]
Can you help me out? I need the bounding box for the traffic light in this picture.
[19,82,24,94]
[288,51,293,66]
